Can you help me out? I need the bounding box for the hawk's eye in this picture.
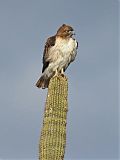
[65,30,70,33]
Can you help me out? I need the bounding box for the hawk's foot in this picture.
[53,69,59,77]
[60,68,65,77]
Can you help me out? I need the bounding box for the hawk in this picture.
[36,24,78,89]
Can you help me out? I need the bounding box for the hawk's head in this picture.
[56,24,75,38]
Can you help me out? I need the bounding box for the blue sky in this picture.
[0,0,119,159]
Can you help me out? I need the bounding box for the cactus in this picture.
[39,75,68,160]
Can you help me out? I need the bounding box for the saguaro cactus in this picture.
[39,75,68,160]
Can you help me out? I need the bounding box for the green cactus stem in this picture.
[39,75,68,160]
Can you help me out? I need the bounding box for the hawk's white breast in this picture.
[55,37,77,54]
[47,37,77,73]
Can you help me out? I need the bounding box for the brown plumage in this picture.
[36,24,78,89]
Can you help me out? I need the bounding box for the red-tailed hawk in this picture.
[36,24,78,89]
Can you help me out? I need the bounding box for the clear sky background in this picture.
[0,0,118,159]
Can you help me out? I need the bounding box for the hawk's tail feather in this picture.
[36,75,50,89]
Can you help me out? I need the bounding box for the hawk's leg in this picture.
[61,68,65,77]
[61,68,64,74]
[53,69,59,77]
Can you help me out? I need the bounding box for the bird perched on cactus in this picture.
[36,24,78,89]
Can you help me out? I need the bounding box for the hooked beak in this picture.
[70,30,75,36]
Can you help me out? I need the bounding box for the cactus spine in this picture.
[39,75,68,160]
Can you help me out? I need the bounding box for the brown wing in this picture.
[42,36,56,73]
